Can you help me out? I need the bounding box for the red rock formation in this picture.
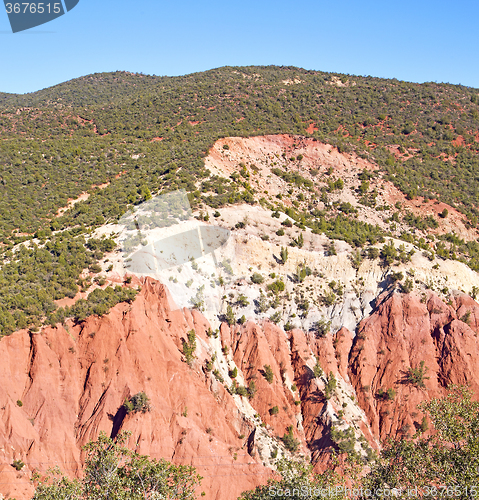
[1,281,479,500]
[348,291,479,441]
[228,321,301,442]
[0,279,271,500]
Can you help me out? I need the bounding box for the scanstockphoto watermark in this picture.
[117,189,235,315]
[267,486,389,498]
[267,485,479,498]
[3,0,79,32]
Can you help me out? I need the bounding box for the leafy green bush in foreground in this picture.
[32,431,201,500]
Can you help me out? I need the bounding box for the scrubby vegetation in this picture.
[376,387,396,401]
[263,364,274,383]
[365,386,479,498]
[182,330,197,366]
[2,66,479,333]
[0,234,123,335]
[324,372,337,399]
[123,392,151,414]
[280,425,300,453]
[32,431,201,499]
[405,361,429,389]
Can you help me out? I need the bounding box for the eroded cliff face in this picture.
[0,280,270,500]
[205,134,478,242]
[348,291,479,441]
[1,279,479,500]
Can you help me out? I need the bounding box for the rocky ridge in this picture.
[1,277,479,499]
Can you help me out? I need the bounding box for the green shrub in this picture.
[281,425,299,453]
[321,290,336,306]
[237,294,249,307]
[419,415,429,433]
[12,459,25,471]
[326,242,337,256]
[366,247,379,259]
[247,380,257,399]
[280,246,288,264]
[324,372,337,399]
[221,260,234,275]
[290,232,304,248]
[381,240,398,265]
[182,330,197,366]
[213,369,224,383]
[270,311,282,324]
[123,392,151,414]
[460,310,471,325]
[251,273,264,284]
[267,279,285,293]
[390,271,404,282]
[263,365,274,383]
[313,362,323,378]
[89,263,102,274]
[191,285,205,312]
[294,263,311,283]
[235,385,248,397]
[377,388,396,401]
[330,426,357,456]
[313,319,331,338]
[256,291,269,313]
[225,304,235,326]
[349,250,363,270]
[405,361,429,389]
[401,277,414,293]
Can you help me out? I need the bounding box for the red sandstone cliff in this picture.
[0,280,270,500]
[1,280,479,499]
[348,291,479,441]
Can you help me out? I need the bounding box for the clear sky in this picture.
[1,0,478,94]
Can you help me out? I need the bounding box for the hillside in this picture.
[1,66,479,498]
[1,66,479,336]
[1,66,479,235]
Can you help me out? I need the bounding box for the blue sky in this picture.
[1,0,478,94]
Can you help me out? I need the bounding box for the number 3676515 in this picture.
[5,3,61,14]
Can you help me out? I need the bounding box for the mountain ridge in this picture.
[2,65,478,106]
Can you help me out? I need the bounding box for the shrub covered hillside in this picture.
[0,66,478,335]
